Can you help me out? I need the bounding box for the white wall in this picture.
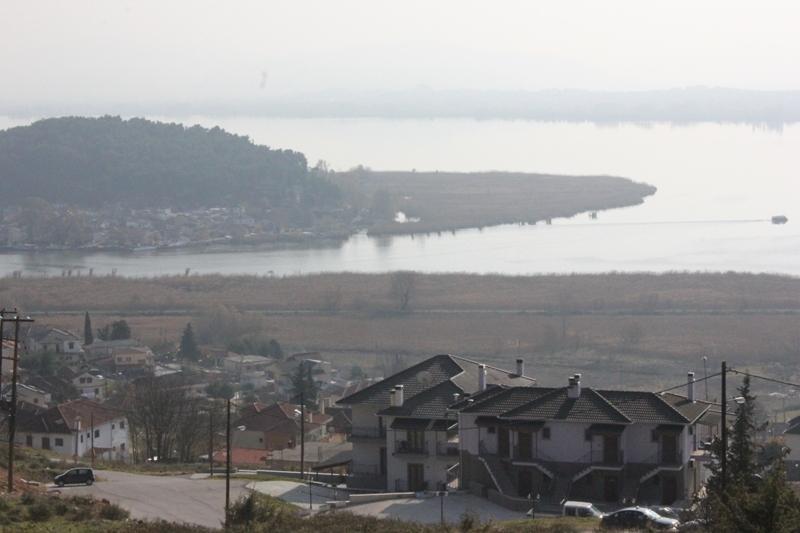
[386,421,454,492]
[786,434,800,461]
[536,422,591,462]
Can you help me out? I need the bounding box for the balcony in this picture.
[578,448,625,466]
[350,426,386,440]
[436,441,460,457]
[394,440,428,456]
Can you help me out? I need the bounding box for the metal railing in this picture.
[577,448,625,465]
[436,441,460,457]
[394,440,428,455]
[395,479,428,492]
[350,426,386,439]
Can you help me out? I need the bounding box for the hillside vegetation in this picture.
[0,116,339,209]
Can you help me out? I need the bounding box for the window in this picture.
[80,435,84,443]
[120,443,125,451]
[487,426,496,434]
[111,424,115,430]
[94,430,100,438]
[542,427,551,440]
[120,421,125,429]
[55,438,64,447]
[651,430,658,442]
[68,342,75,349]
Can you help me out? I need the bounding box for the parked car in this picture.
[54,468,95,487]
[647,506,681,520]
[562,500,605,518]
[601,507,679,530]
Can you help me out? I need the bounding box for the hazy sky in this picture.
[2,0,799,106]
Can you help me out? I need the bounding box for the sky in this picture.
[2,0,800,107]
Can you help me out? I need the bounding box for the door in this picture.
[498,428,510,457]
[407,463,425,491]
[603,435,619,464]
[379,447,387,475]
[603,475,619,502]
[517,431,532,460]
[661,434,678,464]
[25,435,33,447]
[662,475,678,504]
[517,469,533,498]
[41,437,51,450]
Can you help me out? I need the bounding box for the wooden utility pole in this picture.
[90,412,95,468]
[0,308,18,390]
[5,314,34,492]
[208,410,213,477]
[225,398,231,527]
[721,360,727,490]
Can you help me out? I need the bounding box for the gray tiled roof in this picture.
[501,388,631,424]
[448,384,508,410]
[599,390,688,424]
[378,380,464,419]
[785,423,800,436]
[461,387,556,415]
[337,354,463,406]
[659,392,713,423]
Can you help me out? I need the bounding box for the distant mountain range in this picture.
[6,87,800,124]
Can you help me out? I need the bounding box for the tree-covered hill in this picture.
[0,116,340,209]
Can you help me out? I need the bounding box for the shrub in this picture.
[20,492,37,505]
[227,493,296,527]
[99,502,130,521]
[26,501,53,522]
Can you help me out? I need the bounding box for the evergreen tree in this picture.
[83,311,94,345]
[267,339,283,360]
[97,320,131,341]
[290,363,318,410]
[729,374,758,487]
[178,323,201,361]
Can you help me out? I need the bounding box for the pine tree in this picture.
[729,374,758,487]
[178,323,200,361]
[83,311,94,345]
[290,363,318,409]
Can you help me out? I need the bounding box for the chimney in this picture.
[567,374,581,399]
[319,399,326,415]
[478,365,487,391]
[515,358,525,377]
[453,393,461,404]
[389,389,396,407]
[687,371,696,402]
[395,385,404,407]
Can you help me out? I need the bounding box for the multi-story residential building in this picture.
[15,398,130,462]
[24,326,84,364]
[72,371,109,400]
[338,354,535,492]
[455,373,714,509]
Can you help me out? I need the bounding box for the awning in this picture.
[655,424,684,434]
[390,418,431,430]
[587,424,626,434]
[430,419,457,431]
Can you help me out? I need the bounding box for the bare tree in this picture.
[390,271,416,312]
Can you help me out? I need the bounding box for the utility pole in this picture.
[720,360,727,491]
[90,412,95,468]
[300,390,305,480]
[225,398,231,527]
[208,410,213,477]
[6,313,33,492]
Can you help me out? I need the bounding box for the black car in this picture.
[601,507,679,530]
[54,468,95,487]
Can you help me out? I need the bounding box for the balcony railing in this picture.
[394,440,428,455]
[577,448,625,465]
[351,426,386,439]
[436,441,460,457]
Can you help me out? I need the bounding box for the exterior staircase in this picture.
[479,454,516,496]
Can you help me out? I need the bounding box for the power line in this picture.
[655,371,724,394]
[727,369,800,390]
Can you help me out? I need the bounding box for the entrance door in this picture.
[407,463,425,491]
[661,434,678,464]
[517,432,532,460]
[41,437,51,450]
[379,447,387,475]
[518,469,533,498]
[603,475,619,502]
[498,428,510,457]
[603,435,619,464]
[662,475,678,504]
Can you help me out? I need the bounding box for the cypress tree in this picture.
[178,323,200,361]
[83,311,94,345]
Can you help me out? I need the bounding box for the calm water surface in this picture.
[1,117,797,277]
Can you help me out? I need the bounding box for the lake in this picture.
[0,117,798,277]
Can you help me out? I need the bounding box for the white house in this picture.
[16,398,130,462]
[338,354,535,492]
[24,325,84,364]
[1,383,52,407]
[455,373,714,508]
[72,372,109,400]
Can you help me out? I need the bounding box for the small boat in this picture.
[772,215,789,225]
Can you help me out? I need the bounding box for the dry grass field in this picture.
[6,271,799,393]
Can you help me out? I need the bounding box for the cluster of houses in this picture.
[4,322,797,510]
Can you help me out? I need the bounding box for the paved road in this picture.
[51,470,249,529]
